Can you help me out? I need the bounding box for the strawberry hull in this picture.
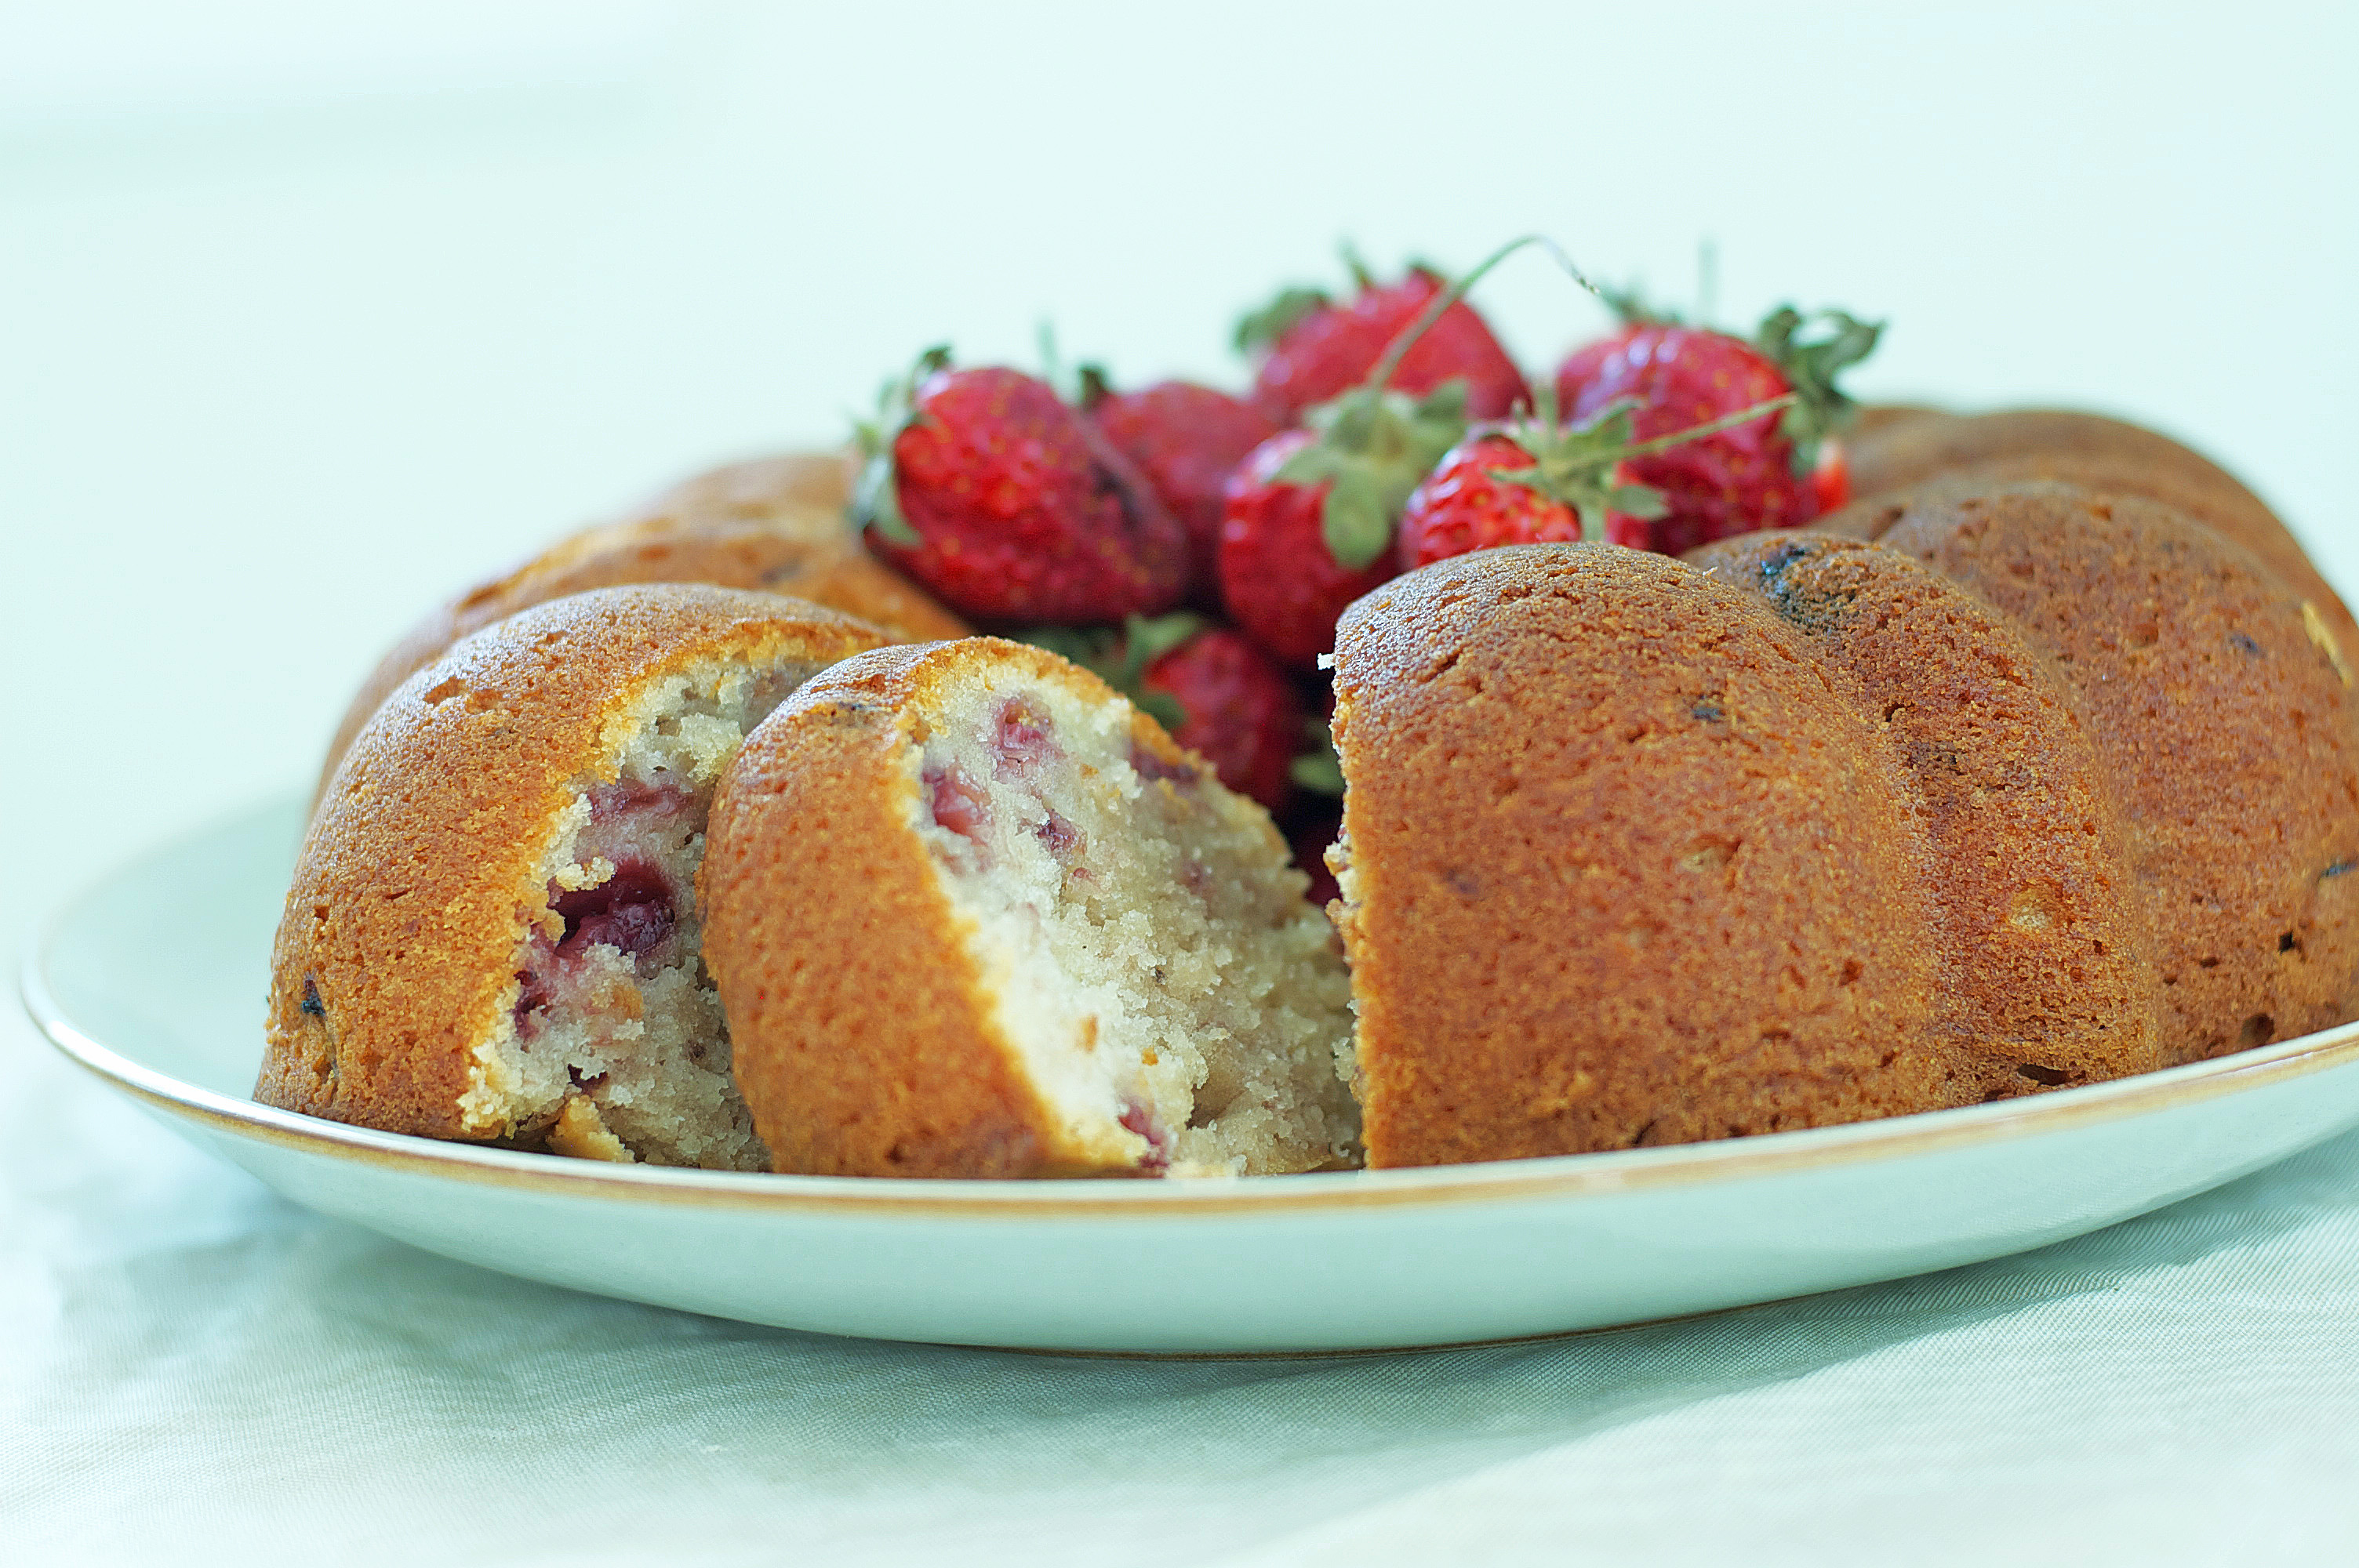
[1397,434,1587,569]
[1219,431,1401,670]
[1554,324,1820,554]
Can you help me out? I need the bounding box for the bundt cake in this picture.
[261,584,889,1167]
[699,637,1359,1178]
[266,388,2354,1181]
[1327,497,2359,1166]
[315,452,967,800]
[1841,403,1943,444]
[1834,408,2355,662]
[1863,482,2359,1059]
[1685,529,2165,1084]
[1326,545,1965,1168]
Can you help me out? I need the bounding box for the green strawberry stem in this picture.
[1481,385,1798,544]
[1277,234,1625,571]
[1615,390,1797,461]
[1339,240,1377,292]
[1609,240,1720,328]
[1036,321,1070,403]
[1361,233,1608,397]
[1754,305,1884,474]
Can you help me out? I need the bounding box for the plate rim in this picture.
[26,800,2359,1222]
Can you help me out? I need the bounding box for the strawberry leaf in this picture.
[851,456,919,546]
[1117,612,1202,731]
[1754,306,1884,474]
[1014,615,1202,733]
[1477,385,1780,543]
[1234,286,1330,356]
[1318,470,1394,570]
[1017,625,1116,668]
[1279,380,1471,571]
[1291,713,1346,796]
[848,345,951,547]
[1135,689,1190,733]
[1121,611,1208,667]
[1405,381,1470,442]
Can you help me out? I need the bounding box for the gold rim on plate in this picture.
[27,938,2359,1221]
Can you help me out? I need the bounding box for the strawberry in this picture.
[852,348,1189,622]
[1236,261,1526,425]
[1397,385,1805,570]
[1551,307,1881,554]
[1081,372,1281,601]
[1218,383,1467,667]
[1397,430,1643,565]
[1023,614,1303,811]
[1808,436,1851,517]
[1142,623,1303,811]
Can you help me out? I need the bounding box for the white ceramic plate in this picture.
[27,798,2359,1355]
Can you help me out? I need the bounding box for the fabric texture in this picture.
[7,1007,2359,1565]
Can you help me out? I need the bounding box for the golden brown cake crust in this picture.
[1842,403,1944,445]
[700,639,1198,1178]
[1330,544,1969,1169]
[1685,531,2167,1093]
[315,452,969,802]
[1838,409,2354,652]
[260,584,888,1141]
[1877,486,2359,1061]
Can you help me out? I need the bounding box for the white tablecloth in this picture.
[9,1020,2359,1563]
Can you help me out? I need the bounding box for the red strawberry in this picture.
[1397,386,1806,570]
[1219,381,1465,666]
[1020,615,1302,812]
[1809,437,1851,516]
[1551,307,1880,554]
[1397,432,1636,565]
[1237,263,1526,425]
[852,348,1189,622]
[1082,374,1281,600]
[1219,431,1392,667]
[1140,625,1303,811]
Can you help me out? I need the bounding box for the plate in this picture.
[27,798,2359,1355]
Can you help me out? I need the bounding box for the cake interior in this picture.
[908,662,1360,1176]
[460,655,822,1169]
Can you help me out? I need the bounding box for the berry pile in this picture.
[848,241,1881,891]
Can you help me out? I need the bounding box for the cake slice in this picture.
[1685,529,2168,1094]
[1326,544,1967,1168]
[313,451,968,805]
[700,637,1358,1178]
[260,584,888,1167]
[1876,483,2359,1060]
